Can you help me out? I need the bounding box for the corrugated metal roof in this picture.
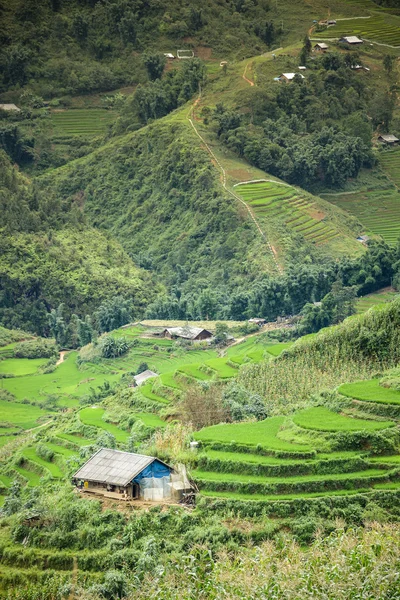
[165,327,212,339]
[134,370,158,386]
[73,449,171,486]
[379,134,399,143]
[341,36,363,44]
[0,103,20,111]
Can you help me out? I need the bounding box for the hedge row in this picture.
[194,469,397,497]
[196,456,370,478]
[0,545,140,571]
[198,489,400,519]
[331,429,399,454]
[348,398,400,420]
[198,441,316,460]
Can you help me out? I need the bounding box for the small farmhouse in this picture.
[248,318,266,326]
[0,103,20,111]
[279,73,305,82]
[378,134,399,145]
[73,448,183,501]
[162,327,213,341]
[313,43,329,53]
[133,369,158,386]
[340,36,363,45]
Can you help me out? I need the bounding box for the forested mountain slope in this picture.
[0,151,159,333]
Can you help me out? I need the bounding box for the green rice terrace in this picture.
[0,310,400,542]
[325,149,400,246]
[313,13,400,47]
[355,288,398,314]
[234,181,360,259]
[193,405,400,502]
[50,109,117,138]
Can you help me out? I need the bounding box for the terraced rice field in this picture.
[0,358,47,376]
[339,379,400,405]
[380,148,400,187]
[0,400,51,434]
[22,448,64,478]
[50,109,116,137]
[236,182,342,245]
[326,187,400,245]
[195,416,312,452]
[356,289,398,314]
[56,433,94,447]
[13,467,42,486]
[79,407,130,443]
[293,406,394,431]
[133,413,166,428]
[2,352,122,408]
[139,383,171,404]
[314,14,400,46]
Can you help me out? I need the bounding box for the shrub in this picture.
[98,335,130,359]
[14,338,57,359]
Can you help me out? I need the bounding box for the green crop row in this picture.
[339,379,400,405]
[196,454,369,478]
[194,469,394,496]
[293,406,395,431]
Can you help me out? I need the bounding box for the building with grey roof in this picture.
[133,369,158,386]
[73,448,177,501]
[378,134,399,145]
[162,326,212,341]
[0,103,21,111]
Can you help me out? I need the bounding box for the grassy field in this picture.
[0,358,48,376]
[293,407,394,431]
[313,14,400,46]
[195,417,312,452]
[339,379,400,405]
[50,109,116,137]
[0,400,51,433]
[79,407,130,443]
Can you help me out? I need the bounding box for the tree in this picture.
[142,53,166,81]
[95,297,132,333]
[383,54,395,74]
[214,322,229,346]
[99,335,130,358]
[48,304,68,347]
[136,362,149,375]
[303,35,312,54]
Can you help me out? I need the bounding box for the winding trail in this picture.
[187,99,282,273]
[242,62,254,86]
[56,351,67,366]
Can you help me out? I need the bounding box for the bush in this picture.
[14,338,57,359]
[98,335,130,359]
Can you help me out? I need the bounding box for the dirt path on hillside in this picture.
[243,62,254,86]
[56,351,67,366]
[187,100,282,273]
